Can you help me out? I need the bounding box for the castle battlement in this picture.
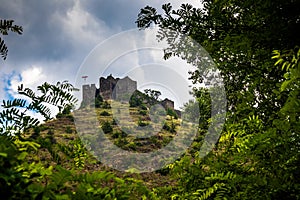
[81,74,178,115]
[82,84,97,105]
[82,74,137,103]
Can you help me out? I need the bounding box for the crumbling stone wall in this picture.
[161,98,174,110]
[99,75,137,100]
[99,75,120,100]
[81,75,180,116]
[115,76,137,100]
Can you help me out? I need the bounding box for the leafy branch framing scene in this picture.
[1,0,300,199]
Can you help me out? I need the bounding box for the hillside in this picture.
[20,100,192,197]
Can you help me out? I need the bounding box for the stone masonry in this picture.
[99,74,137,100]
[81,75,179,115]
[82,74,137,103]
[82,84,97,105]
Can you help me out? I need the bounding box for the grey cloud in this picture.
[81,0,146,29]
[0,0,76,63]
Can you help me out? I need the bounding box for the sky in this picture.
[0,0,204,113]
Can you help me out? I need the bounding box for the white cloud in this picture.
[1,0,205,111]
[5,66,45,99]
[0,65,60,123]
[170,0,203,9]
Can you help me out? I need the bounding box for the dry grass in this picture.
[24,100,194,189]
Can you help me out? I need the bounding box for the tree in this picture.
[136,1,300,199]
[0,19,23,60]
[136,1,300,123]
[144,89,161,101]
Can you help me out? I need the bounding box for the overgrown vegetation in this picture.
[0,82,161,199]
[136,0,300,199]
[1,1,300,199]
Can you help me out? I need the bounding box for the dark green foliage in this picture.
[101,101,111,109]
[137,117,149,127]
[0,146,16,197]
[112,118,118,125]
[0,136,43,199]
[136,1,300,199]
[33,126,41,135]
[162,120,176,133]
[129,89,164,108]
[166,108,178,119]
[55,112,64,118]
[65,113,75,121]
[129,90,144,107]
[144,89,161,101]
[139,104,148,110]
[115,137,129,147]
[100,110,110,116]
[112,130,128,139]
[94,94,103,108]
[136,0,300,122]
[0,19,23,60]
[1,1,300,198]
[182,88,211,128]
[65,126,73,134]
[139,109,147,116]
[0,81,77,137]
[101,121,113,134]
[62,104,73,115]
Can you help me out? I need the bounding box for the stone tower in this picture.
[82,84,97,105]
[161,98,174,110]
[99,74,119,100]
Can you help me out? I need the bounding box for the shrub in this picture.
[115,137,129,147]
[56,112,64,119]
[111,130,127,139]
[112,118,118,125]
[112,131,120,139]
[138,118,149,127]
[129,91,143,107]
[139,110,148,116]
[166,108,178,119]
[33,126,41,135]
[65,126,73,134]
[101,121,113,134]
[163,121,176,133]
[41,125,49,131]
[100,110,110,116]
[139,104,148,110]
[62,104,73,115]
[66,114,74,122]
[47,129,54,136]
[101,101,111,109]
[126,142,137,150]
[95,94,103,108]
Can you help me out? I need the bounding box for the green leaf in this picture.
[0,152,8,157]
[274,58,284,66]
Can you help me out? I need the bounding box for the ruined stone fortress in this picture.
[82,74,176,111]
